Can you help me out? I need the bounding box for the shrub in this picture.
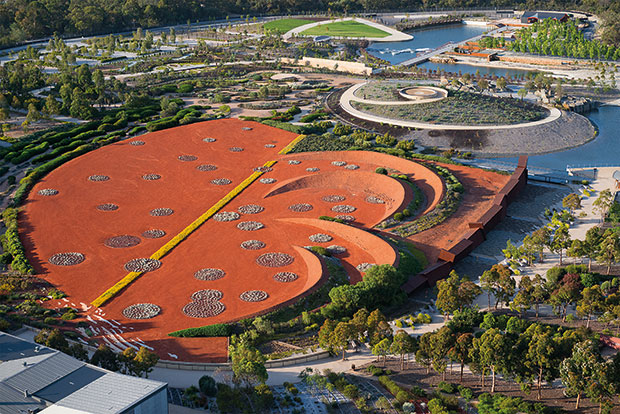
[402,209,411,217]
[437,381,456,394]
[546,266,566,285]
[458,385,473,401]
[199,375,217,396]
[410,385,426,398]
[169,323,232,337]
[393,212,404,221]
[61,310,77,320]
[375,167,387,174]
[310,246,330,256]
[396,390,410,404]
[343,384,359,399]
[43,317,57,325]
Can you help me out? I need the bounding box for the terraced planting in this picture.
[20,119,450,362]
[352,90,549,126]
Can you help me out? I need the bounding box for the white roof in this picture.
[50,372,165,414]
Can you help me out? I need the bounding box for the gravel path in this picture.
[409,110,595,156]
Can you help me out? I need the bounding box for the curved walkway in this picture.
[340,82,563,131]
[283,18,412,42]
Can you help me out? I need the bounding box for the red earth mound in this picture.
[20,119,447,362]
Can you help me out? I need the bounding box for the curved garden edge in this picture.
[283,17,413,42]
[340,82,562,131]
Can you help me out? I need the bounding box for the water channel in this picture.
[368,23,620,171]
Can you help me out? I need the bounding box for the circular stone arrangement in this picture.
[240,290,268,302]
[182,300,225,318]
[178,155,198,161]
[129,140,145,146]
[273,272,299,282]
[306,167,319,172]
[192,289,223,301]
[38,189,59,196]
[327,245,347,255]
[309,233,333,243]
[150,208,174,216]
[288,160,301,165]
[211,178,232,185]
[237,221,264,231]
[238,204,264,215]
[256,252,294,267]
[203,137,216,143]
[105,235,141,248]
[49,252,85,266]
[332,161,347,166]
[322,195,345,203]
[194,268,226,281]
[229,147,244,152]
[142,173,161,181]
[88,175,110,182]
[122,303,161,319]
[253,166,273,173]
[259,178,276,184]
[344,164,360,170]
[197,164,218,172]
[96,203,119,211]
[289,203,313,212]
[124,258,162,272]
[241,240,266,250]
[332,205,356,213]
[366,196,385,204]
[213,211,240,222]
[356,263,377,272]
[336,215,355,222]
[142,229,166,238]
[265,144,276,148]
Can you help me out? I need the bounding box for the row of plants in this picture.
[91,160,278,307]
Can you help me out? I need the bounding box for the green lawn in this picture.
[301,21,390,38]
[263,18,314,33]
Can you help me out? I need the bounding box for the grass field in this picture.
[263,18,314,33]
[301,21,390,38]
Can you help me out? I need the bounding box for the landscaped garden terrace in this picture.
[351,82,549,126]
[17,118,453,362]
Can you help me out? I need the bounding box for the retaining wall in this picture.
[402,156,528,292]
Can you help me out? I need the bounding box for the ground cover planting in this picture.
[20,119,452,362]
[351,90,549,126]
[301,21,390,38]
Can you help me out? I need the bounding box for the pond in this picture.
[368,23,535,78]
[487,105,620,170]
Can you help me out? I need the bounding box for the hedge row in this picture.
[168,323,232,337]
[378,375,414,404]
[13,144,95,205]
[1,208,33,274]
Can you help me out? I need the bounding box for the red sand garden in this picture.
[19,118,508,362]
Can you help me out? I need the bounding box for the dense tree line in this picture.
[0,0,619,48]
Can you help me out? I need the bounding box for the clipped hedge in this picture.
[168,323,232,337]
[13,144,95,205]
[2,208,33,274]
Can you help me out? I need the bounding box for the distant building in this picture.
[0,332,168,414]
[521,11,570,24]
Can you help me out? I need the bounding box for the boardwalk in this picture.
[400,25,507,66]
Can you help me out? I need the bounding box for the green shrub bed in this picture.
[169,323,233,337]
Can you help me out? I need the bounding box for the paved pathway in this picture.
[284,18,412,42]
[340,82,562,131]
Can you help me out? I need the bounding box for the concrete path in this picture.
[340,82,562,131]
[284,18,412,42]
